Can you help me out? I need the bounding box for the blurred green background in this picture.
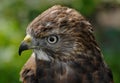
[0,0,120,83]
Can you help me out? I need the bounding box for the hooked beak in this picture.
[19,35,32,56]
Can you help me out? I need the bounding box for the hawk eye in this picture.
[47,35,58,44]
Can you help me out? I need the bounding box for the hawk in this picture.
[19,5,114,83]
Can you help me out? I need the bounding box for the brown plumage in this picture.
[19,5,114,83]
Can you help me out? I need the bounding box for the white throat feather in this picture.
[34,49,51,61]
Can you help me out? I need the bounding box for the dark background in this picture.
[0,0,120,83]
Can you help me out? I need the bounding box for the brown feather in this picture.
[20,5,114,83]
[20,53,37,83]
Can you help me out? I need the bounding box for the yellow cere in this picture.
[24,35,32,43]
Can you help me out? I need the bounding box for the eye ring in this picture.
[47,35,58,44]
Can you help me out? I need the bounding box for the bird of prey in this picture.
[19,5,114,83]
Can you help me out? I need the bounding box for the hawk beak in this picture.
[19,35,32,56]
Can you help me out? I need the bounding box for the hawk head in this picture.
[18,5,114,83]
[19,5,100,62]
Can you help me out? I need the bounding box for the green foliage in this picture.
[0,0,119,83]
